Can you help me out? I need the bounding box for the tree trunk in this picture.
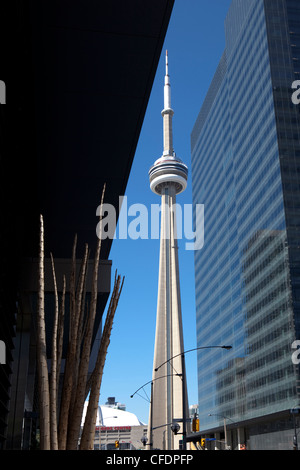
[37,215,50,450]
[58,238,89,449]
[58,235,78,449]
[80,273,124,450]
[69,244,90,418]
[56,275,66,403]
[50,253,59,450]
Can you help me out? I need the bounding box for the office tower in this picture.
[148,51,189,450]
[191,0,300,450]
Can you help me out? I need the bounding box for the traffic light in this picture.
[192,417,199,432]
[115,440,119,449]
[201,438,206,447]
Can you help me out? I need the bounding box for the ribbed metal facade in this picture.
[191,0,300,449]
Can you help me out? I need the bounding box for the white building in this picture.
[81,400,147,450]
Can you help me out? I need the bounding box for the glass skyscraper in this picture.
[191,0,300,450]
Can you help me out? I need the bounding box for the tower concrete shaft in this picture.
[148,51,189,450]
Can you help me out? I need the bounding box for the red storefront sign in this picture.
[95,426,131,432]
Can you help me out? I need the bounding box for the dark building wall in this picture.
[0,0,174,449]
[0,0,36,448]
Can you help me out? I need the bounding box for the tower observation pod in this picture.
[148,51,189,451]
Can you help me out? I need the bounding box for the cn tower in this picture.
[148,51,189,450]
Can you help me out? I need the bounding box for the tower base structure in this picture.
[147,183,189,450]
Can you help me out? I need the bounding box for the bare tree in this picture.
[37,215,50,450]
[69,244,90,419]
[57,239,89,450]
[79,272,124,450]
[37,185,124,450]
[66,184,106,450]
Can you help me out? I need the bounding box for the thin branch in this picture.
[50,253,59,450]
[56,275,66,401]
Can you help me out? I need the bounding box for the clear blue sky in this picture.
[99,0,232,424]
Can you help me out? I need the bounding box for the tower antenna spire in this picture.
[166,49,169,76]
[162,49,173,155]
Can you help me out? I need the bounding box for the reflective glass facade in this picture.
[191,0,300,433]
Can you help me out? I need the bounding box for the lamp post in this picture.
[131,373,181,450]
[98,412,118,450]
[208,413,236,450]
[155,345,232,450]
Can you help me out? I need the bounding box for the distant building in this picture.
[189,404,199,419]
[105,396,126,412]
[81,400,147,450]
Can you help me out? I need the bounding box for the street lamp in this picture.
[155,345,232,450]
[97,413,118,450]
[131,373,181,449]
